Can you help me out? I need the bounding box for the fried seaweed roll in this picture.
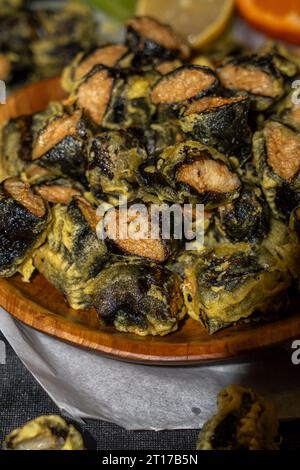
[61,44,130,93]
[183,220,300,333]
[103,201,179,262]
[215,185,270,244]
[91,259,186,336]
[0,115,33,181]
[126,16,190,65]
[253,120,300,221]
[150,65,219,109]
[75,65,157,129]
[218,55,285,111]
[3,415,85,451]
[180,95,251,166]
[31,109,87,181]
[86,129,147,199]
[138,141,241,207]
[0,177,50,280]
[75,65,120,126]
[34,196,107,310]
[197,385,279,450]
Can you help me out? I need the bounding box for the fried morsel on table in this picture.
[75,65,157,128]
[103,201,179,262]
[138,141,241,207]
[34,196,107,310]
[150,65,219,112]
[87,129,147,200]
[180,95,251,166]
[215,184,270,244]
[197,385,279,450]
[0,115,33,182]
[31,109,88,182]
[61,44,130,93]
[125,16,190,66]
[183,220,300,334]
[0,177,50,280]
[253,120,300,221]
[218,55,286,111]
[3,415,85,450]
[91,259,185,336]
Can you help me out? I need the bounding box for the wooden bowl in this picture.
[1,77,300,365]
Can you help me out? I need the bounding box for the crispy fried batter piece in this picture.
[138,141,241,207]
[62,44,130,92]
[31,109,87,181]
[0,177,50,280]
[215,185,270,244]
[126,16,190,65]
[253,120,300,221]
[76,66,157,128]
[86,129,147,199]
[34,197,107,310]
[103,201,179,262]
[183,220,300,333]
[180,95,251,166]
[92,259,186,336]
[218,55,285,110]
[3,415,85,450]
[197,385,279,450]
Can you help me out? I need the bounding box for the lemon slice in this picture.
[136,0,234,49]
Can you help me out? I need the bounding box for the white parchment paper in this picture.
[1,308,300,430]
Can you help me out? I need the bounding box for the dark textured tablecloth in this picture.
[0,331,299,450]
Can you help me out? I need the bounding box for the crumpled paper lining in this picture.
[1,309,300,431]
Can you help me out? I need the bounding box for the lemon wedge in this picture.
[136,0,234,49]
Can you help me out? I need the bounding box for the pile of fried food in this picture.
[0,0,97,84]
[1,15,300,337]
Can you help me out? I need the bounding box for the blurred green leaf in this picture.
[87,0,136,21]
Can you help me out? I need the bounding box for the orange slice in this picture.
[236,0,300,44]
